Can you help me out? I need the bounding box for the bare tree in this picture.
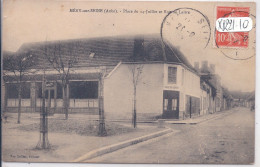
[3,51,37,123]
[128,37,145,128]
[128,63,144,128]
[41,41,79,120]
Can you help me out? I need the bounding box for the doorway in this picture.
[162,90,179,119]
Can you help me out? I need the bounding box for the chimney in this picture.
[202,61,208,68]
[194,62,199,72]
[132,37,145,61]
[210,64,215,74]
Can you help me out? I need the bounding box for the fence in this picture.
[6,98,99,114]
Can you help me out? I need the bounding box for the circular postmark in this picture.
[160,8,211,51]
[215,11,256,60]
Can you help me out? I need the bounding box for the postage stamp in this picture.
[215,6,250,48]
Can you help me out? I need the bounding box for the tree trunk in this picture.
[63,84,69,120]
[17,83,22,124]
[133,86,137,128]
[4,83,8,114]
[98,76,106,136]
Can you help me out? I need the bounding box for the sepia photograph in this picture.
[1,0,257,165]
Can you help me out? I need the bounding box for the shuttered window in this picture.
[168,67,177,84]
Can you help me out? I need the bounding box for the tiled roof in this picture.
[4,34,195,71]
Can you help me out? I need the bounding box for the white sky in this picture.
[2,0,256,92]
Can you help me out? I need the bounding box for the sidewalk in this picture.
[165,109,235,124]
[2,113,168,162]
[2,109,234,162]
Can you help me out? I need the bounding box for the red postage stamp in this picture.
[216,6,250,48]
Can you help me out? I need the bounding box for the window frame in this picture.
[168,66,177,84]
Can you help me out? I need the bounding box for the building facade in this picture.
[104,62,201,120]
[2,35,230,120]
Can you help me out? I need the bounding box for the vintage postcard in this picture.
[2,0,256,165]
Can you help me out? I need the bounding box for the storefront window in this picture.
[7,83,30,99]
[70,81,98,99]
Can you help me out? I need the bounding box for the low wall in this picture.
[105,112,161,121]
[5,106,99,114]
[7,99,31,107]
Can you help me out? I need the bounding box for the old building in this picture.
[195,61,225,115]
[199,78,216,115]
[3,35,207,120]
[222,87,233,110]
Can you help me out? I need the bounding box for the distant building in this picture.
[194,60,227,115]
[246,93,255,110]
[222,87,233,110]
[228,91,254,109]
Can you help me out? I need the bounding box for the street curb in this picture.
[73,128,172,162]
[167,110,234,125]
[197,110,234,124]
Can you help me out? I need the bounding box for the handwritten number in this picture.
[243,20,249,28]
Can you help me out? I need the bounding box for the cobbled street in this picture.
[87,107,255,164]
